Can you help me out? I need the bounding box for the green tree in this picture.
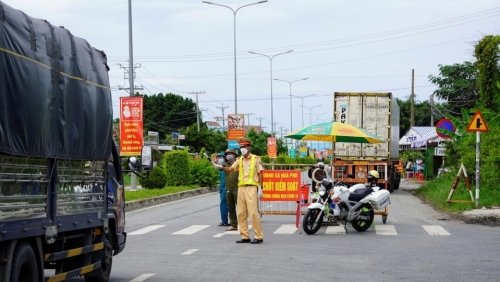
[397,97,438,137]
[180,123,227,153]
[428,62,478,115]
[245,128,287,156]
[141,93,200,140]
[474,35,500,112]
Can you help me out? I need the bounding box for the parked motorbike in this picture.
[302,170,391,234]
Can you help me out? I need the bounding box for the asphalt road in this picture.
[64,180,500,282]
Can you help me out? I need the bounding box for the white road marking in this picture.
[376,225,398,235]
[182,249,199,255]
[422,225,451,235]
[273,224,298,234]
[172,225,210,235]
[325,226,346,234]
[128,225,165,235]
[130,274,155,282]
[213,225,251,237]
[127,193,217,214]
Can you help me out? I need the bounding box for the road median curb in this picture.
[125,185,218,212]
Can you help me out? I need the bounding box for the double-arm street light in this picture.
[273,78,308,132]
[202,0,267,114]
[301,104,321,125]
[291,94,316,127]
[249,50,293,136]
[313,112,328,123]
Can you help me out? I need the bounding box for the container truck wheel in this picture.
[388,168,395,194]
[84,233,113,282]
[10,242,39,282]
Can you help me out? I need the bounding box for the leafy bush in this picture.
[190,158,218,187]
[164,150,191,186]
[139,166,167,189]
[260,155,270,163]
[276,155,286,164]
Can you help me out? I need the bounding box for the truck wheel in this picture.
[10,242,39,282]
[389,168,395,194]
[84,234,113,282]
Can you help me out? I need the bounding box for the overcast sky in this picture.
[6,0,500,134]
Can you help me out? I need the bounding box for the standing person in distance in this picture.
[216,152,230,227]
[215,137,264,244]
[223,149,239,231]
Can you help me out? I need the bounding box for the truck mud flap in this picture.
[46,261,101,282]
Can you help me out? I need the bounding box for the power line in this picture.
[107,7,500,62]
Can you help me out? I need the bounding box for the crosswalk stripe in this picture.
[273,224,298,234]
[128,225,165,235]
[422,225,451,235]
[325,226,346,234]
[213,225,251,237]
[181,249,198,255]
[172,225,210,235]
[129,274,154,282]
[376,225,397,235]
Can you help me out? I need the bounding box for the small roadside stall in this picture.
[410,131,447,180]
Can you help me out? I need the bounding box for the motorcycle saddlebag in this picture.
[370,189,391,210]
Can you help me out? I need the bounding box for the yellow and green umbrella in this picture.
[284,121,384,143]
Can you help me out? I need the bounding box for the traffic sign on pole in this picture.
[466,111,488,132]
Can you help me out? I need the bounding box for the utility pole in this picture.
[216,104,229,130]
[127,0,138,190]
[256,116,265,128]
[430,94,434,126]
[411,69,415,127]
[272,122,278,136]
[278,126,287,138]
[189,91,205,132]
[243,113,253,134]
[118,64,143,94]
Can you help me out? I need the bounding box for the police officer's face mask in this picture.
[240,148,248,155]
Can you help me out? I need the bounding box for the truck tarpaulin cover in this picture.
[0,1,113,160]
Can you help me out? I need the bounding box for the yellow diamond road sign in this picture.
[466,111,489,132]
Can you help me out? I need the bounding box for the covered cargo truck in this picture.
[0,2,148,281]
[332,92,401,193]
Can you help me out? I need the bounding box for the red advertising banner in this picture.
[261,170,301,201]
[227,114,244,140]
[120,97,144,156]
[267,137,277,159]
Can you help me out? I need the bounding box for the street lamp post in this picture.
[274,78,308,131]
[249,50,293,136]
[202,0,267,114]
[301,105,321,125]
[291,94,316,127]
[313,112,328,123]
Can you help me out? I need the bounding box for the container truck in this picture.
[332,92,401,193]
[0,2,151,281]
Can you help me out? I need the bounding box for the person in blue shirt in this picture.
[216,152,230,226]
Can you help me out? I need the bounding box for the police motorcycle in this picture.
[303,170,391,234]
[302,163,344,235]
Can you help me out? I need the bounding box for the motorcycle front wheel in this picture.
[351,203,374,232]
[302,209,323,235]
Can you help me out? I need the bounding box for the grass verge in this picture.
[413,171,500,212]
[125,185,203,202]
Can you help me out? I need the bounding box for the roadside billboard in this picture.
[119,97,143,156]
[227,114,244,140]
